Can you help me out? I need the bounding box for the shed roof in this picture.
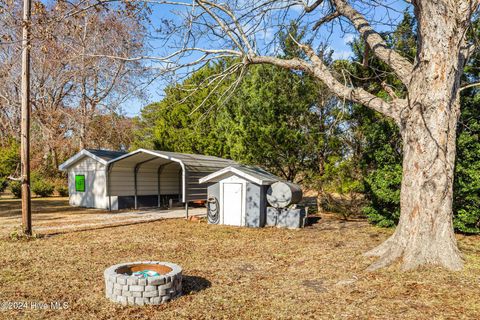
[85,149,127,162]
[199,165,281,185]
[59,149,127,171]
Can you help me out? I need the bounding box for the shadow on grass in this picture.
[0,198,108,217]
[305,215,321,227]
[182,275,211,294]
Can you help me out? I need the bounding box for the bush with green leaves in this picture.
[0,139,20,178]
[0,177,7,193]
[363,165,402,227]
[318,157,365,220]
[56,184,69,197]
[31,179,55,197]
[452,91,480,233]
[9,180,22,198]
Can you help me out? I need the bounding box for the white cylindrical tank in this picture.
[266,181,302,208]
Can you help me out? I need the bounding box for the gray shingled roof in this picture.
[230,164,282,182]
[199,164,282,185]
[85,149,127,161]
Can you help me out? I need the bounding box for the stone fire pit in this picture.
[104,261,182,306]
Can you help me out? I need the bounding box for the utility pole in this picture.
[21,0,32,236]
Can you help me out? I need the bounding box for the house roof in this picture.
[199,165,281,185]
[59,149,127,171]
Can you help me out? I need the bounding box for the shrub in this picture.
[319,158,365,220]
[56,184,69,197]
[363,164,402,228]
[32,179,55,197]
[0,139,20,178]
[453,95,480,234]
[0,177,7,193]
[9,180,22,198]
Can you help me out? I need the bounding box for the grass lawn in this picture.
[0,199,480,319]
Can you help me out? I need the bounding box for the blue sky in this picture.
[122,0,409,117]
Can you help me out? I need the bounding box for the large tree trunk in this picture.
[365,1,471,270]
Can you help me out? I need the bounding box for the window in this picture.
[75,175,85,192]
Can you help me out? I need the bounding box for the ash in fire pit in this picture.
[104,261,182,306]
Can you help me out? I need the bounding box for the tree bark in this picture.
[366,112,463,270]
[20,0,32,236]
[365,1,471,270]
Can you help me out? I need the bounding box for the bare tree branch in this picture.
[198,0,255,54]
[301,0,325,13]
[460,81,480,91]
[331,0,414,85]
[195,0,247,54]
[313,11,340,30]
[248,43,403,121]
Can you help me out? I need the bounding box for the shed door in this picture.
[223,183,243,226]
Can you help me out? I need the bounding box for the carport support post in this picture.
[134,166,139,210]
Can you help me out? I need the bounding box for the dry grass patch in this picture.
[0,203,479,319]
[0,197,109,218]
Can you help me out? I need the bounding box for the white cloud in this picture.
[288,0,328,13]
[331,50,352,60]
[343,33,356,45]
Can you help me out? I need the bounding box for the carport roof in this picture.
[107,149,236,170]
[107,149,237,203]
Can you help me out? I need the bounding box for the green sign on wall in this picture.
[75,175,85,192]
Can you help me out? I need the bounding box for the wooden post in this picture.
[21,0,32,236]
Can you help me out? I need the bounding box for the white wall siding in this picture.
[70,156,105,171]
[68,157,110,209]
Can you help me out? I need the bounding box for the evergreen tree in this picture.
[133,60,234,157]
[0,139,20,192]
[134,23,341,186]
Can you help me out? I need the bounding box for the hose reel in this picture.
[206,196,220,224]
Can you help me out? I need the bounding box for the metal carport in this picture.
[105,149,236,216]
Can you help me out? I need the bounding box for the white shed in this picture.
[59,149,127,209]
[199,165,280,227]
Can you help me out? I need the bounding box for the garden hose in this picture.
[206,196,220,224]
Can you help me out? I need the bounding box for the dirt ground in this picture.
[0,199,479,319]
